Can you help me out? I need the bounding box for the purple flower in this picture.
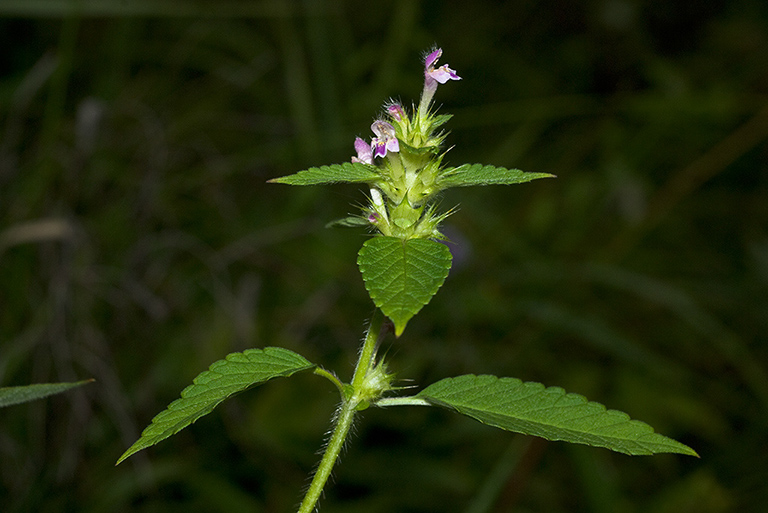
[418,48,461,117]
[370,120,399,158]
[388,103,405,122]
[424,48,461,85]
[352,136,373,165]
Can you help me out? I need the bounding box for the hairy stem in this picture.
[297,310,384,513]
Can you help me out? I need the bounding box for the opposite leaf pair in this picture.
[117,347,697,465]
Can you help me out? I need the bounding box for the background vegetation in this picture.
[1,1,766,511]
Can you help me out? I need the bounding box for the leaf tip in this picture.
[115,450,131,466]
[681,445,700,458]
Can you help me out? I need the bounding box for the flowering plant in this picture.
[117,48,697,512]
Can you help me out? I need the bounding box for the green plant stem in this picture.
[296,310,384,513]
[351,309,384,390]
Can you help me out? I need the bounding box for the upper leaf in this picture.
[437,164,554,189]
[0,380,93,408]
[416,374,698,457]
[268,162,380,185]
[117,347,315,464]
[357,237,452,337]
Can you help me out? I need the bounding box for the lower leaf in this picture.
[417,374,698,457]
[117,347,315,464]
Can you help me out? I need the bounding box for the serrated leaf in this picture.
[437,164,555,189]
[117,347,314,465]
[0,380,93,408]
[268,162,380,185]
[416,374,698,457]
[357,237,452,337]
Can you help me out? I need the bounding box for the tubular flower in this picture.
[370,120,399,158]
[351,136,373,165]
[419,48,461,118]
[424,48,461,86]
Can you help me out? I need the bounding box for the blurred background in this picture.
[1,1,766,512]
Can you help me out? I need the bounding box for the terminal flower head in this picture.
[371,120,399,158]
[352,136,373,165]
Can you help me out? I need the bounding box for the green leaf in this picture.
[268,162,380,185]
[398,140,439,156]
[117,347,314,465]
[430,113,453,128]
[0,380,93,408]
[357,237,452,337]
[326,216,370,228]
[416,375,698,457]
[437,164,554,189]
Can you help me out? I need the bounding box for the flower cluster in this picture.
[351,48,461,240]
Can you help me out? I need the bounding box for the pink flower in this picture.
[370,120,399,158]
[418,48,461,117]
[352,136,373,165]
[424,48,461,85]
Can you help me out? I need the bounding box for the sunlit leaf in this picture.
[268,162,380,185]
[437,164,554,189]
[357,237,452,336]
[417,374,698,456]
[117,347,315,465]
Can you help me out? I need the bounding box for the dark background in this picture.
[1,1,766,512]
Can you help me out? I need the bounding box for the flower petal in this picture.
[424,48,442,70]
[429,64,461,84]
[352,136,373,165]
[370,120,399,158]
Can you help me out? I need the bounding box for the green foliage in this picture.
[429,113,453,129]
[0,380,93,408]
[417,375,698,456]
[268,162,380,185]
[116,347,314,464]
[437,164,555,188]
[357,237,452,336]
[2,2,765,511]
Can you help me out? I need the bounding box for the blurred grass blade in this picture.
[0,0,296,17]
[0,380,93,408]
[417,374,698,457]
[117,347,315,465]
